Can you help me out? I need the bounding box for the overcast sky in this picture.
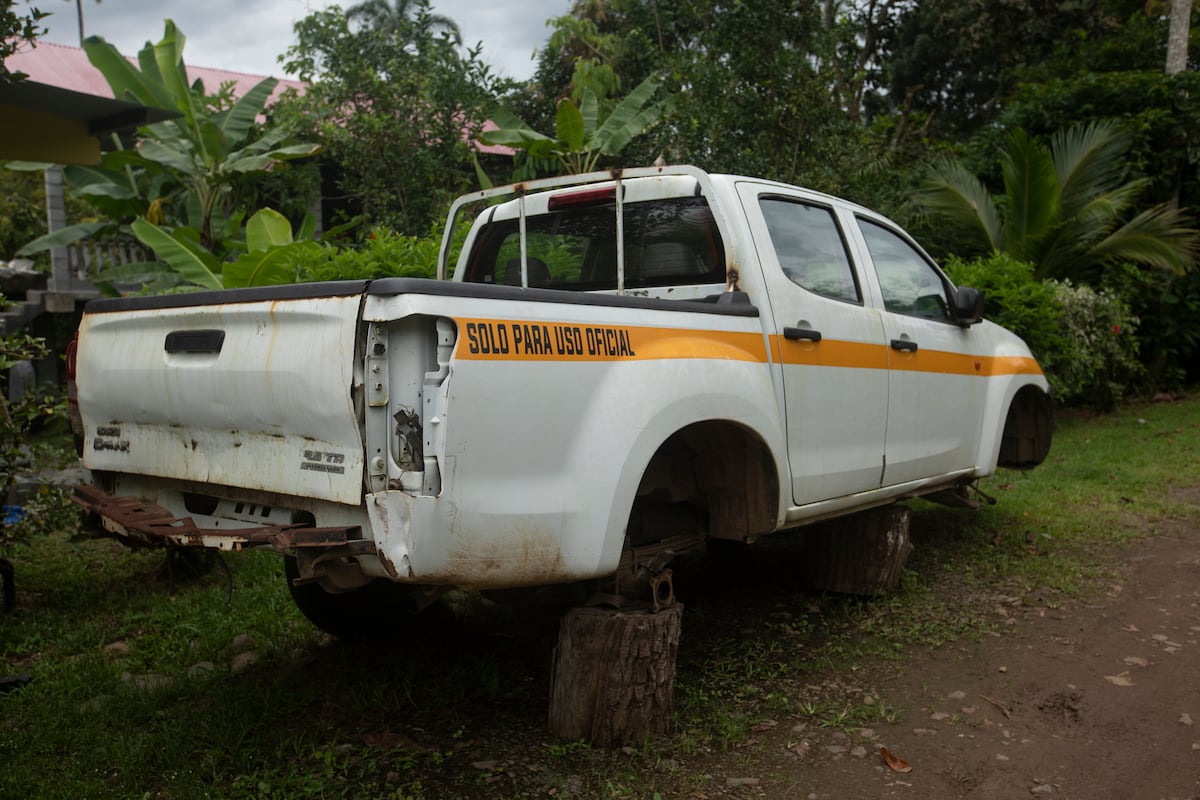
[36,0,571,81]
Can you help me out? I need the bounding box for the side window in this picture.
[858,218,952,322]
[759,197,860,304]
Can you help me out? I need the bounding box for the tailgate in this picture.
[76,284,368,506]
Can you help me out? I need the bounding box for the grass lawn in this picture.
[1,393,1198,799]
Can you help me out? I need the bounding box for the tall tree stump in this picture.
[798,505,913,595]
[548,603,684,747]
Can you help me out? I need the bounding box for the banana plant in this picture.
[111,208,320,291]
[18,20,319,263]
[480,74,673,175]
[83,21,320,249]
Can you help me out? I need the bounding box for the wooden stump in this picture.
[798,505,913,595]
[548,603,684,747]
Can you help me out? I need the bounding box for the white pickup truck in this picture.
[70,166,1051,635]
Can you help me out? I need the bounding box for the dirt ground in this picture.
[699,511,1200,800]
[268,488,1200,800]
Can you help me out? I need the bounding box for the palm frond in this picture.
[1051,121,1135,219]
[911,156,1003,251]
[1088,205,1200,275]
[999,128,1059,262]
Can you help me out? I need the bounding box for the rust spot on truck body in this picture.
[725,264,741,292]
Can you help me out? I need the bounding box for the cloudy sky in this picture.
[36,0,571,81]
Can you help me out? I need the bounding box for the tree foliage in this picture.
[876,0,1167,138]
[522,0,898,199]
[281,1,504,234]
[0,1,46,84]
[345,0,461,44]
[996,70,1200,211]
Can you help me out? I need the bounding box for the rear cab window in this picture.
[462,196,725,291]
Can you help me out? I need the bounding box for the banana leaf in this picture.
[16,222,108,256]
[246,208,293,253]
[131,218,223,290]
[223,242,319,288]
[215,78,278,144]
[82,35,173,110]
[589,77,663,156]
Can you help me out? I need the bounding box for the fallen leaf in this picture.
[1105,673,1135,687]
[1122,624,1140,633]
[880,746,913,774]
[750,720,778,733]
[1123,656,1150,667]
[1180,713,1193,727]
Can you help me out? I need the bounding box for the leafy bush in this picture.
[944,253,1141,408]
[0,331,74,556]
[293,227,442,283]
[1050,280,1142,410]
[0,169,46,263]
[1101,263,1200,390]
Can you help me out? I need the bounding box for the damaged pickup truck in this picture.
[70,165,1052,636]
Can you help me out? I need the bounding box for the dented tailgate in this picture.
[76,283,368,506]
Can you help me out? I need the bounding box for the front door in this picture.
[854,217,983,485]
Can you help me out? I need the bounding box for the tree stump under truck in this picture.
[548,602,684,747]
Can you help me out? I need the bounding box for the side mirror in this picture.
[951,286,985,325]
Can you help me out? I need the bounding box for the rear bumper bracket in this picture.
[71,484,364,553]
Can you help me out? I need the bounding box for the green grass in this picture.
[1,393,1198,798]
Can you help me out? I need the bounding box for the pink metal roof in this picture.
[6,40,305,103]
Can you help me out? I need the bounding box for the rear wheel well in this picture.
[998,386,1054,469]
[628,421,779,547]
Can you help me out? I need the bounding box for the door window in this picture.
[858,218,952,322]
[759,198,861,304]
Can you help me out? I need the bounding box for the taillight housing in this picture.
[66,333,83,456]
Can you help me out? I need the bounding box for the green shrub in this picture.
[944,252,1141,408]
[292,227,440,283]
[0,169,47,264]
[1050,280,1142,410]
[1101,263,1200,390]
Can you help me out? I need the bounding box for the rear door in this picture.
[737,183,889,505]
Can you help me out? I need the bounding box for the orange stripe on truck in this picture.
[452,317,1043,377]
[774,336,1041,377]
